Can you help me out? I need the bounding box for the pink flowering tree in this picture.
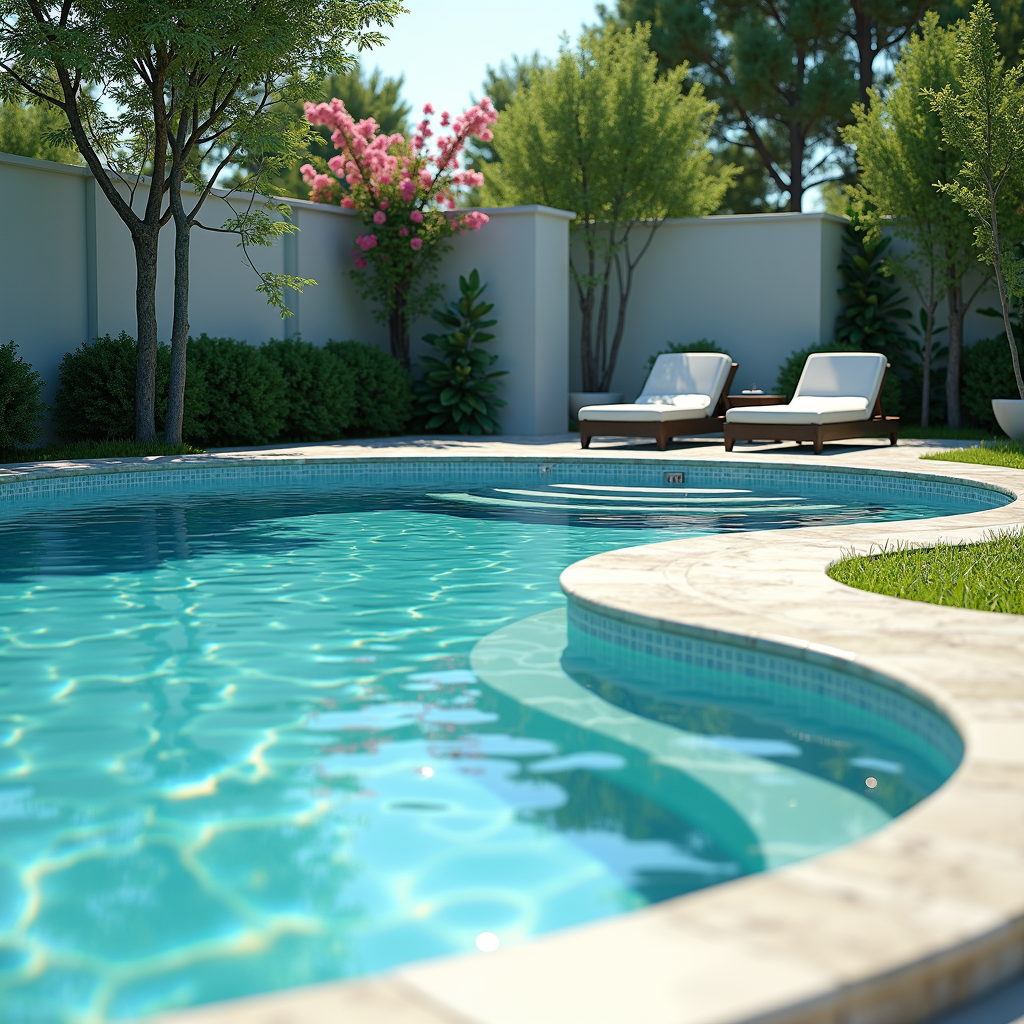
[301,98,498,368]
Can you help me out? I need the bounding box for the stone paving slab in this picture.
[3,434,1021,1024]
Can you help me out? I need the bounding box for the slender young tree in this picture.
[483,24,731,392]
[0,0,400,442]
[932,1,1024,401]
[844,12,985,426]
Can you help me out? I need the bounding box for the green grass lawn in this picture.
[828,531,1024,614]
[922,440,1024,470]
[0,440,204,464]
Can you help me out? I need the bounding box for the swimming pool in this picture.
[0,460,1002,1021]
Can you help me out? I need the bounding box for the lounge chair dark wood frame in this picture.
[579,363,738,451]
[723,363,900,454]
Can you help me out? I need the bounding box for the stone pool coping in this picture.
[4,435,1023,1024]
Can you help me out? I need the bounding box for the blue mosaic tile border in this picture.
[0,455,1011,517]
[566,600,964,769]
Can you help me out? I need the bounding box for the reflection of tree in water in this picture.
[526,769,739,905]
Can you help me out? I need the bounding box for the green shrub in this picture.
[52,333,210,442]
[53,333,143,441]
[325,340,413,437]
[0,342,46,449]
[184,335,286,447]
[774,340,903,415]
[261,338,355,442]
[962,334,1024,433]
[645,338,727,372]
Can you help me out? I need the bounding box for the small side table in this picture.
[724,394,786,409]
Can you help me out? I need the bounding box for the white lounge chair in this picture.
[579,353,737,450]
[723,352,899,454]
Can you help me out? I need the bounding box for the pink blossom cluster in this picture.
[300,94,497,268]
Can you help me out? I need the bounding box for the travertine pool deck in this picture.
[3,434,1024,1024]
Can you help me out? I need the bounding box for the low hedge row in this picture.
[52,334,413,447]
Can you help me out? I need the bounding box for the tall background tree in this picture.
[484,24,732,392]
[0,0,400,442]
[844,12,983,426]
[0,92,79,162]
[616,0,930,211]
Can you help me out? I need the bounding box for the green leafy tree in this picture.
[932,1,1024,400]
[834,216,913,362]
[0,0,400,444]
[415,271,505,435]
[844,12,987,426]
[484,24,731,392]
[616,0,930,212]
[936,0,1024,64]
[615,0,856,212]
[0,95,79,162]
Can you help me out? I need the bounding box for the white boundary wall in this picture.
[0,152,1000,435]
[0,152,571,436]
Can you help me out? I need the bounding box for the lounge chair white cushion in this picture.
[725,352,887,427]
[726,396,871,425]
[579,352,733,423]
[579,396,713,422]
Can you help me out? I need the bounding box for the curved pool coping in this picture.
[3,444,1023,1024]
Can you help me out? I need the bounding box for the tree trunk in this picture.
[788,123,804,212]
[389,287,410,370]
[133,229,160,443]
[851,3,875,109]
[946,279,964,428]
[920,311,933,427]
[166,209,191,445]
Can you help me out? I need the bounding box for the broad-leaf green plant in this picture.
[834,213,913,361]
[416,270,505,435]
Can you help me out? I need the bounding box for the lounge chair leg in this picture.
[890,432,898,446]
[580,432,590,449]
[657,436,668,451]
[724,434,734,452]
[813,438,823,454]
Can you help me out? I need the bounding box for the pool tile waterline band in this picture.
[0,455,1010,512]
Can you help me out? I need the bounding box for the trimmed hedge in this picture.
[0,342,46,449]
[52,333,410,447]
[962,334,1024,433]
[262,338,355,442]
[184,335,286,447]
[325,340,413,437]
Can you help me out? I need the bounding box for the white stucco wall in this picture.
[0,153,571,436]
[569,214,848,400]
[3,151,1002,437]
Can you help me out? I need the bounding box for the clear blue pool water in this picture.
[0,474,975,1021]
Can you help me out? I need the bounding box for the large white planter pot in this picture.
[569,391,623,421]
[992,399,1024,440]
